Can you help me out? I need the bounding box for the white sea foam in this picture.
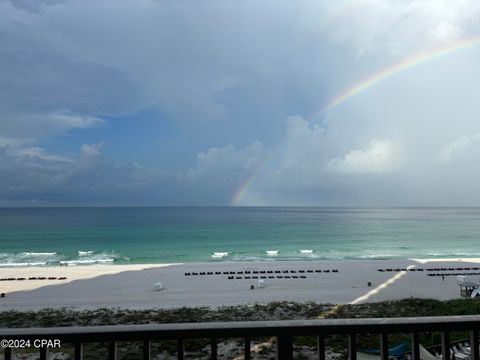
[60,250,117,266]
[300,249,314,254]
[19,252,57,257]
[60,258,114,266]
[0,262,47,267]
[230,256,277,262]
[211,252,229,258]
[78,251,94,256]
[0,251,60,267]
[266,250,278,256]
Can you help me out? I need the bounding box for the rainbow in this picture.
[231,35,480,206]
[317,34,480,116]
[230,173,258,206]
[230,152,272,206]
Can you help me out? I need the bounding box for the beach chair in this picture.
[455,344,470,355]
[153,282,162,291]
[451,347,468,359]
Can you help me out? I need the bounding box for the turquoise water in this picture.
[0,207,479,266]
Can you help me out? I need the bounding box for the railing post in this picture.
[211,338,218,360]
[441,332,450,360]
[348,334,357,360]
[317,334,325,360]
[411,333,420,360]
[108,341,117,360]
[4,347,12,360]
[380,333,389,360]
[143,340,150,360]
[470,330,479,360]
[74,342,83,360]
[277,335,293,360]
[177,339,184,360]
[39,346,48,360]
[244,336,251,360]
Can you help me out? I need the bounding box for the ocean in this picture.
[0,207,479,267]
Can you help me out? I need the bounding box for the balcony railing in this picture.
[1,315,480,360]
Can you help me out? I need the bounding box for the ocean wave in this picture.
[300,249,314,254]
[60,259,114,266]
[60,250,118,266]
[78,251,94,256]
[0,262,47,267]
[229,256,279,262]
[0,251,60,267]
[266,250,279,256]
[19,252,57,257]
[211,252,229,258]
[0,250,119,267]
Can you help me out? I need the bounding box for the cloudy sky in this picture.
[1,0,480,206]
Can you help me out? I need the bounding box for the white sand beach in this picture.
[0,258,479,310]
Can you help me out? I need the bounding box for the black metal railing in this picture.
[1,315,480,360]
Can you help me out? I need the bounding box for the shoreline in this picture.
[3,255,480,268]
[1,258,480,311]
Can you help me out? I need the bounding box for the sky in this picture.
[1,0,480,206]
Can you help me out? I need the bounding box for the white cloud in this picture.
[440,131,480,163]
[327,139,399,174]
[0,111,104,143]
[0,142,157,203]
[2,0,480,206]
[306,0,480,56]
[80,142,104,158]
[14,147,75,164]
[181,141,267,187]
[283,116,327,171]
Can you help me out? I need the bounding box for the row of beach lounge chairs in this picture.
[0,276,67,281]
[227,275,308,280]
[426,272,480,277]
[184,269,338,276]
[378,267,480,272]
